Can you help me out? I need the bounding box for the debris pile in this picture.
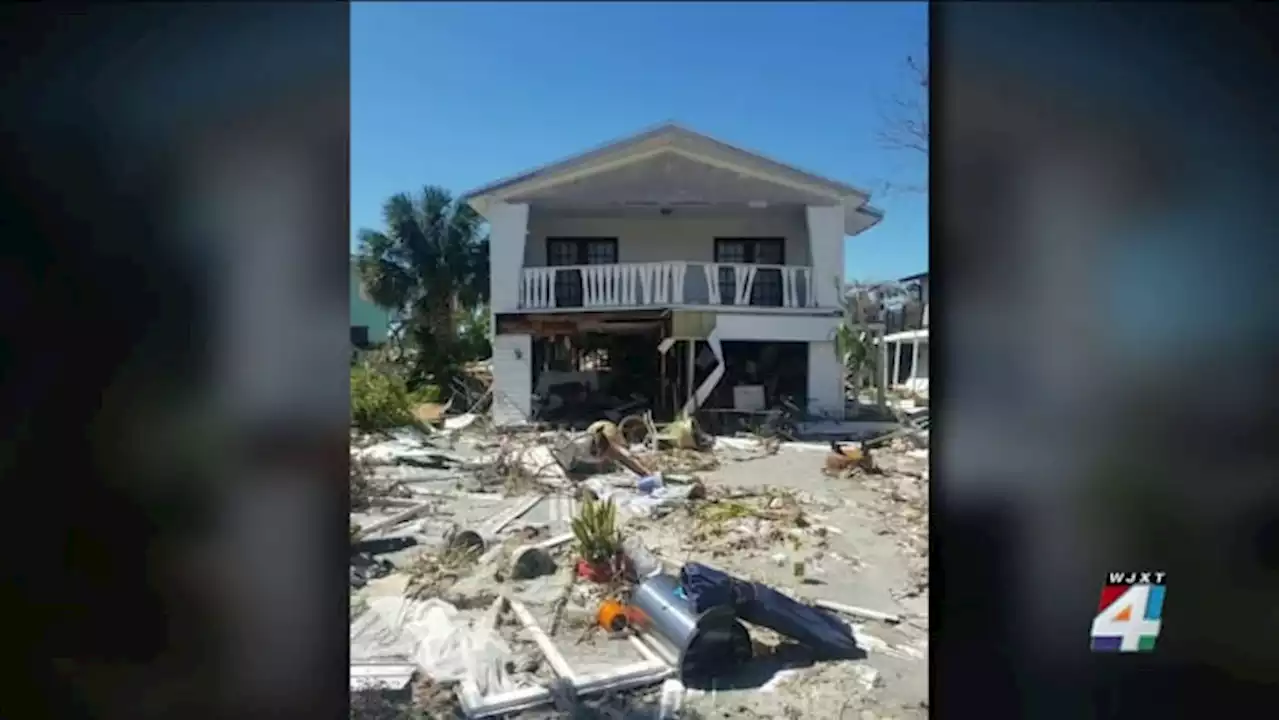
[350,407,929,719]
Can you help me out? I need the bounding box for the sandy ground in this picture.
[351,433,929,720]
[665,446,930,719]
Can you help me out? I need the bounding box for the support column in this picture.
[911,339,920,388]
[891,341,901,389]
[876,333,888,409]
[807,340,845,420]
[685,339,696,414]
[491,334,533,426]
[486,202,529,332]
[804,205,846,308]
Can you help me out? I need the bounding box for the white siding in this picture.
[805,205,846,308]
[488,202,529,320]
[524,210,810,267]
[491,334,532,426]
[713,313,840,343]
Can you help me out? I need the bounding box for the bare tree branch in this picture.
[877,53,929,158]
[870,52,929,197]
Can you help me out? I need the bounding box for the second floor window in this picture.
[546,237,618,308]
[715,238,785,307]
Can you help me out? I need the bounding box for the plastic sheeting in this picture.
[678,563,862,660]
[366,596,515,695]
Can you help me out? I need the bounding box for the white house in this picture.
[881,271,928,396]
[462,123,884,426]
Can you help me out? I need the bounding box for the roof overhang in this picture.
[463,122,885,237]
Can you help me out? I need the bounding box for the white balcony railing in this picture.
[519,261,817,311]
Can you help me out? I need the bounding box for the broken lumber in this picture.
[353,501,434,540]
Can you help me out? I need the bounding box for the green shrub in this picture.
[350,365,415,431]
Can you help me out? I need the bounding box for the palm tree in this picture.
[355,186,489,384]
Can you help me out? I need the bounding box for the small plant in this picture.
[571,496,622,565]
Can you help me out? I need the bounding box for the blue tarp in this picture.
[679,562,862,660]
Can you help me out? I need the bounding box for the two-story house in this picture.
[882,271,928,394]
[462,123,884,426]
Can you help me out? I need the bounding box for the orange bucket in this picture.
[597,599,631,632]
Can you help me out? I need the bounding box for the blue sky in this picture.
[352,2,927,283]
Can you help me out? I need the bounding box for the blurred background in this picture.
[0,3,1273,719]
[936,3,1275,715]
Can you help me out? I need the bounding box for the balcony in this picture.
[518,261,818,311]
[883,302,929,334]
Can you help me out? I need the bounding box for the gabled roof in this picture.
[462,122,884,236]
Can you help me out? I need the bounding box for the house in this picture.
[350,260,392,349]
[880,271,928,395]
[462,123,884,427]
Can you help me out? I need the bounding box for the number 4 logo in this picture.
[1090,584,1164,652]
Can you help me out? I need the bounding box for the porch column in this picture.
[877,334,888,409]
[804,205,845,308]
[911,339,920,387]
[685,339,696,413]
[486,202,529,325]
[892,341,901,388]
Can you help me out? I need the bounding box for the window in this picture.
[714,238,785,307]
[546,237,618,307]
[350,325,370,348]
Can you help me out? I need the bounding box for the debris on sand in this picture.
[822,433,929,599]
[350,408,929,720]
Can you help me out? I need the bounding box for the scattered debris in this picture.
[350,399,929,719]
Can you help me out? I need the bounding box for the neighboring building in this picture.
[350,260,392,349]
[881,271,928,394]
[461,123,885,426]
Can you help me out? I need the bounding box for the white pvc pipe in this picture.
[461,660,671,719]
[813,598,902,624]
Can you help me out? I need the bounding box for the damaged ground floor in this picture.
[490,309,851,429]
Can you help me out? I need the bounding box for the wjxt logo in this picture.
[1107,571,1166,585]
